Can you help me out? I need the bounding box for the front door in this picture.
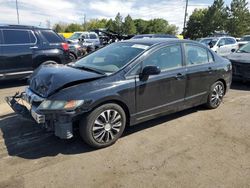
[135,44,186,121]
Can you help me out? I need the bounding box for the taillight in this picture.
[61,43,69,51]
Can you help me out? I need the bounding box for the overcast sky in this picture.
[0,0,247,33]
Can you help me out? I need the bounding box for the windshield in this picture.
[241,36,250,41]
[200,38,218,47]
[69,33,82,40]
[237,43,250,53]
[74,42,149,73]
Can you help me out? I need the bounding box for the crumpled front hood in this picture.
[228,53,250,63]
[29,64,104,98]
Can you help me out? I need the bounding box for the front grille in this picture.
[231,61,250,77]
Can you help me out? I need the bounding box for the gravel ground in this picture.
[0,81,250,188]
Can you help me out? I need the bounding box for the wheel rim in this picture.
[69,54,75,61]
[92,109,122,143]
[211,83,224,107]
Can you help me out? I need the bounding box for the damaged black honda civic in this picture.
[6,39,232,148]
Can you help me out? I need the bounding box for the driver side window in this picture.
[143,45,182,71]
[218,39,226,46]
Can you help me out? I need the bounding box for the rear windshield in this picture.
[41,30,63,43]
[241,36,250,41]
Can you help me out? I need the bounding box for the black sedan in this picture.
[6,39,232,148]
[228,43,250,82]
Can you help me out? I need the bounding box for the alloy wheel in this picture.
[92,109,123,143]
[210,83,224,107]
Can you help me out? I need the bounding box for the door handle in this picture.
[175,73,185,80]
[208,67,213,74]
[30,46,38,49]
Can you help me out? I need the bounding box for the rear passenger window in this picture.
[3,29,31,44]
[185,44,210,65]
[143,45,182,71]
[41,30,63,43]
[90,34,97,39]
[226,38,236,45]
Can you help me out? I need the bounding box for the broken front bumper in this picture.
[5,89,76,139]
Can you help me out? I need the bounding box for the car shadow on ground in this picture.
[0,106,202,160]
[0,79,28,89]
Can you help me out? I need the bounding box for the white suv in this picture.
[67,32,101,48]
[200,37,238,57]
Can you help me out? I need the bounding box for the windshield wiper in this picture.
[67,64,106,75]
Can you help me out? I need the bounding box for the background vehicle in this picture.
[7,39,232,148]
[227,42,250,82]
[200,37,238,57]
[91,29,134,46]
[0,24,70,80]
[67,31,101,48]
[131,34,177,39]
[238,35,250,48]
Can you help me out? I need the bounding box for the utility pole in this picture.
[83,14,86,30]
[183,0,188,36]
[16,0,20,24]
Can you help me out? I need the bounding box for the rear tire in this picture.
[79,103,126,148]
[69,53,76,62]
[206,81,225,109]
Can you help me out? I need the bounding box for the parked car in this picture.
[227,42,250,82]
[6,39,232,148]
[67,31,101,48]
[0,24,70,80]
[132,34,177,39]
[200,37,238,57]
[238,35,250,48]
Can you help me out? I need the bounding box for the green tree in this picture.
[203,0,228,36]
[123,15,136,34]
[226,0,250,36]
[146,19,178,35]
[185,8,208,39]
[134,19,149,34]
[86,19,108,30]
[65,23,83,32]
[113,13,123,34]
[53,24,63,33]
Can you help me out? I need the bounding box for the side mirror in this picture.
[231,49,236,53]
[140,66,161,80]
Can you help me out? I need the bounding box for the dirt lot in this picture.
[0,81,250,188]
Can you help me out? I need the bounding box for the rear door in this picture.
[2,29,35,73]
[184,43,216,105]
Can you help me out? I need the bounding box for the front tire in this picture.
[206,81,225,109]
[79,103,126,148]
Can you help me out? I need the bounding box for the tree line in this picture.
[53,13,178,35]
[185,0,250,39]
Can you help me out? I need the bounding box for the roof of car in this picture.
[0,24,50,30]
[123,38,187,46]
